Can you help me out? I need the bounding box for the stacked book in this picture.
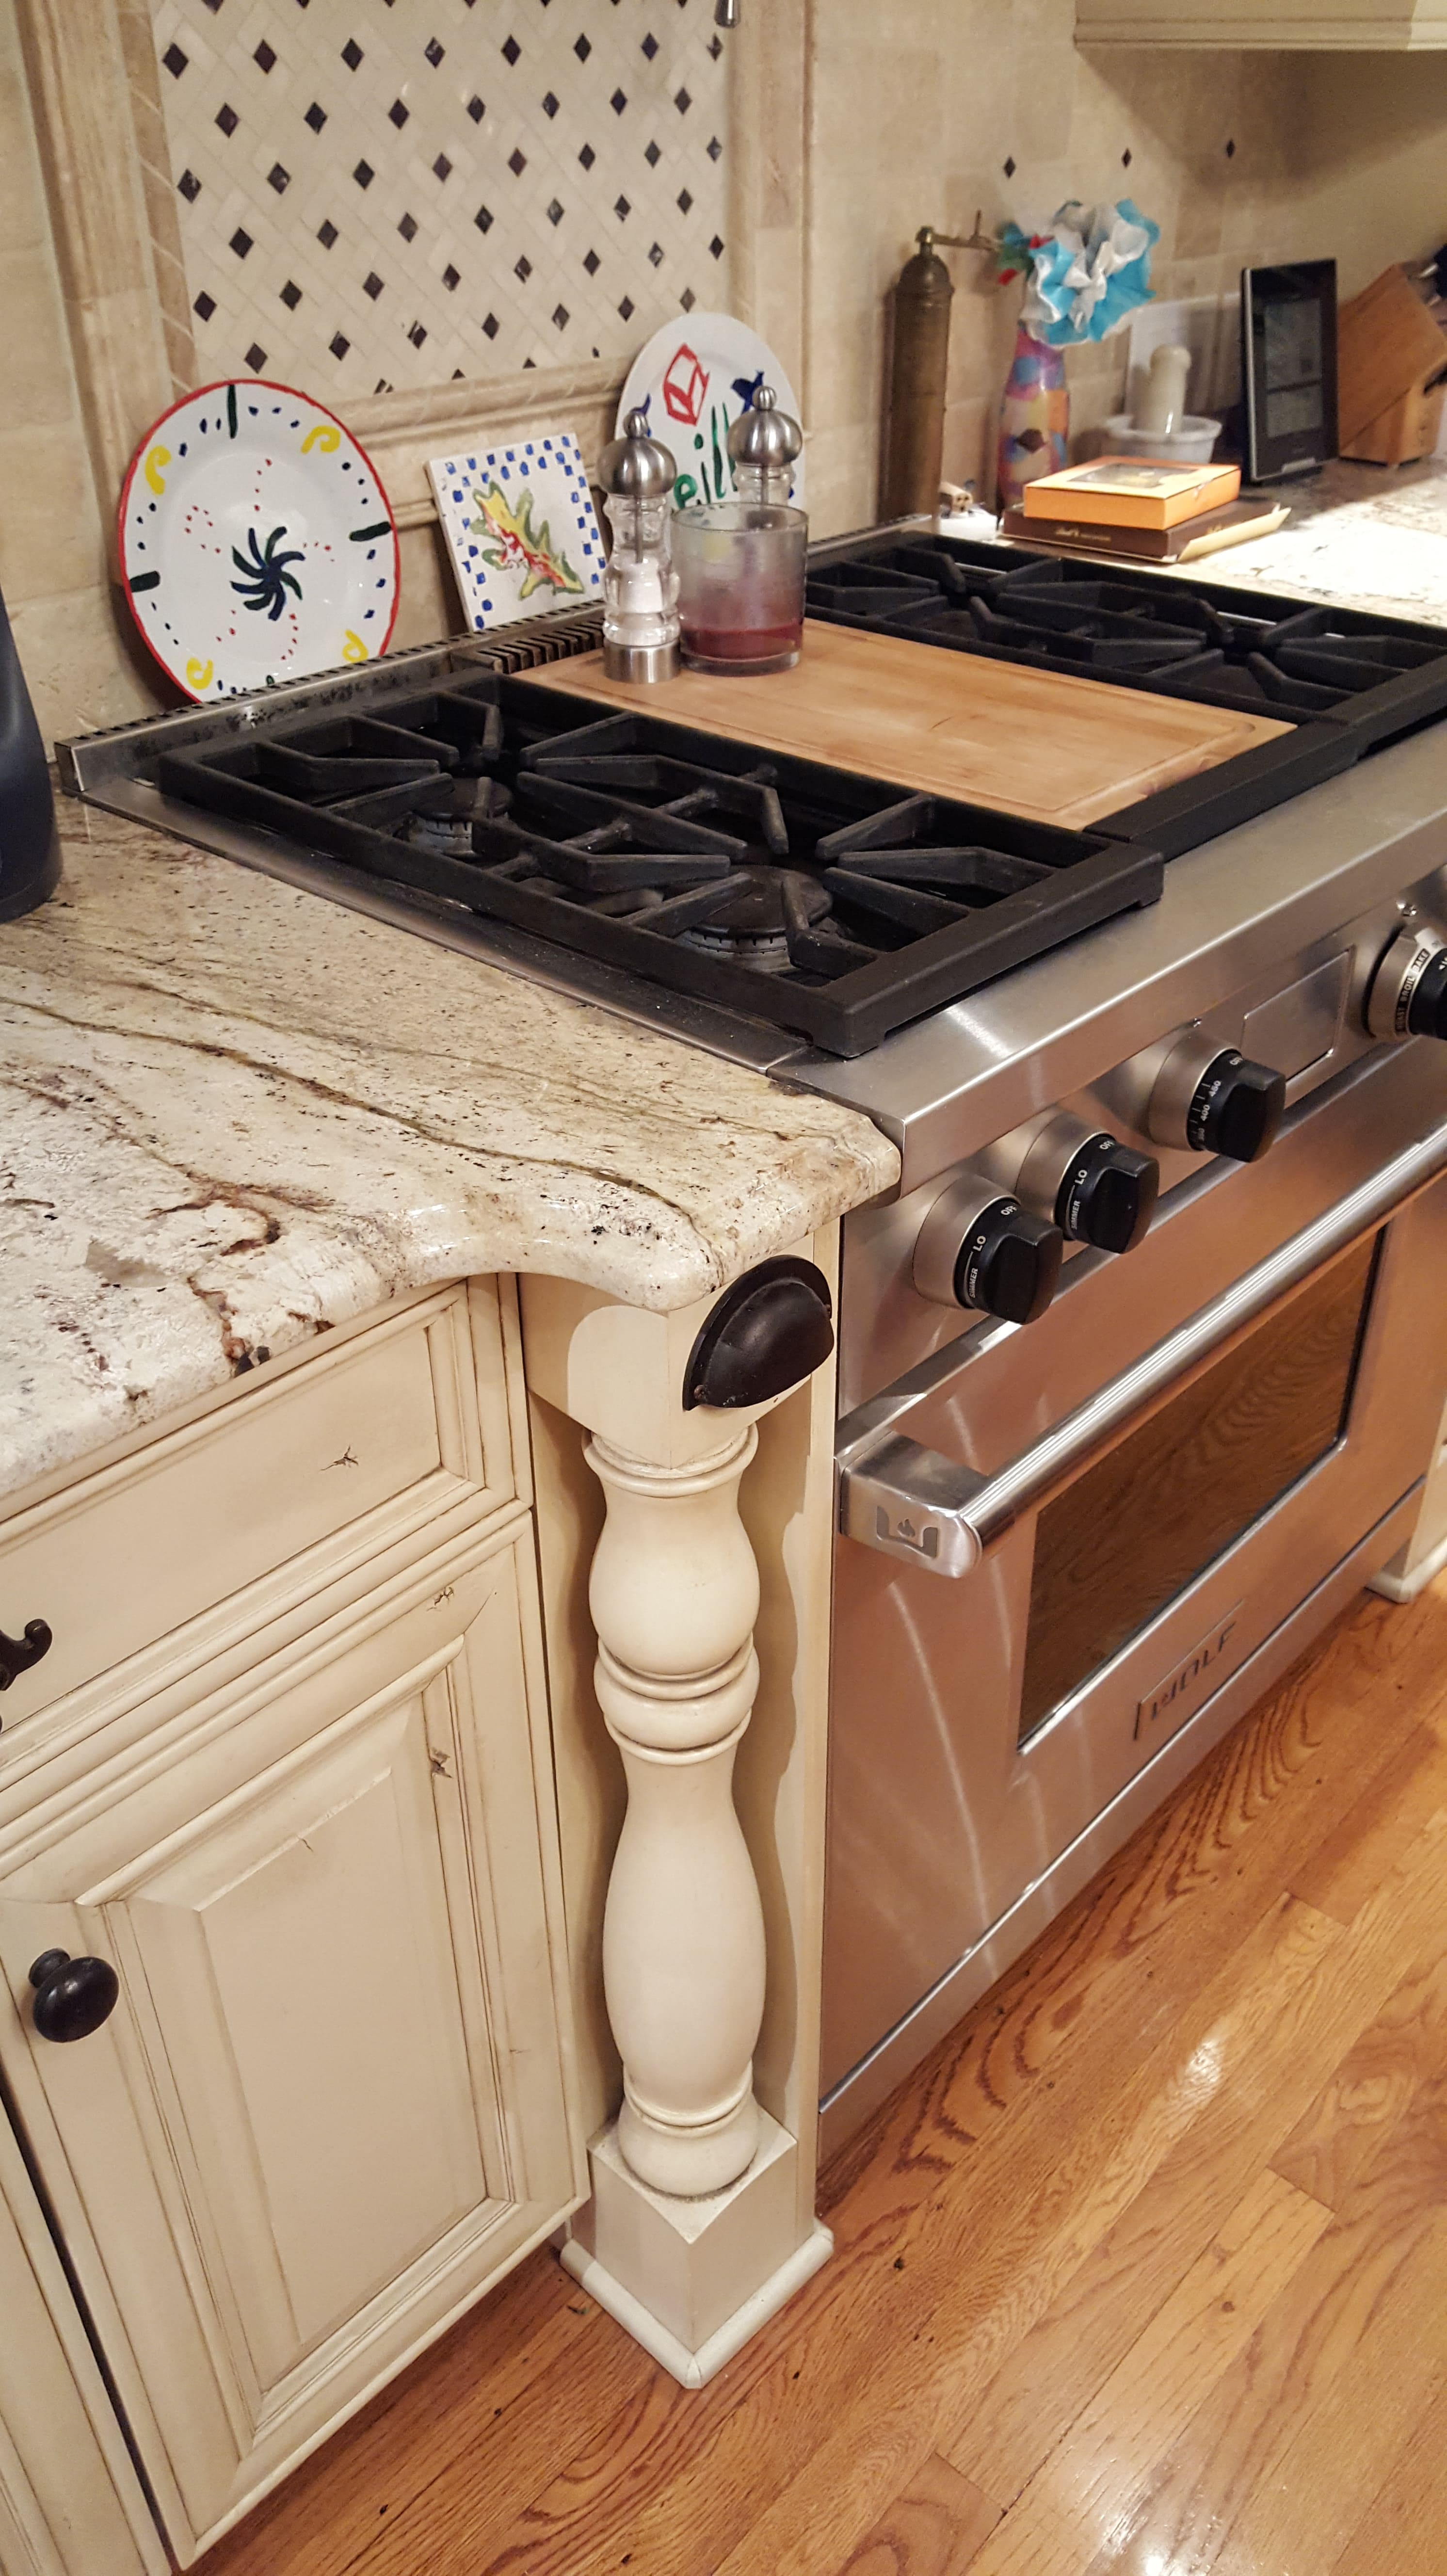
[1000,458,1287,564]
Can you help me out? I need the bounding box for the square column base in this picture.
[560,2111,833,2388]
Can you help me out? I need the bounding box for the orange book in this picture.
[1019,455,1243,531]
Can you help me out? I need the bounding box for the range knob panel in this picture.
[1366,924,1447,1044]
[914,1173,1063,1323]
[1144,1032,1286,1165]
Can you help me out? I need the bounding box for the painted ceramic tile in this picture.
[427,433,605,631]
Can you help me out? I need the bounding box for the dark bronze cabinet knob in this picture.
[28,1949,120,2043]
[0,1619,51,1693]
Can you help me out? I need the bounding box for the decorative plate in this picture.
[118,379,400,702]
[617,314,804,510]
[426,431,605,633]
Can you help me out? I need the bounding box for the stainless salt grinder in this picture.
[727,385,804,508]
[597,407,681,684]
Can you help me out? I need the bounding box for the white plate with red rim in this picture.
[118,379,400,703]
[617,314,804,510]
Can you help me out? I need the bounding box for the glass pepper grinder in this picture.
[727,385,804,508]
[597,407,680,684]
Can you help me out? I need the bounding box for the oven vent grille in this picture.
[460,604,605,673]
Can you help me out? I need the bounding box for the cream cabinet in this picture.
[0,1283,582,2568]
[0,2108,163,2576]
[1076,1,1447,41]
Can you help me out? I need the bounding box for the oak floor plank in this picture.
[1326,2378,1447,2575]
[957,2170,1334,2576]
[201,2264,630,2576]
[1286,1712,1447,1924]
[939,1799,1447,2510]
[833,2455,1002,2576]
[705,1895,1342,2576]
[1269,1945,1447,2209]
[1076,1973,1447,2575]
[1205,2209,1447,2576]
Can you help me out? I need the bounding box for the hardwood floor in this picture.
[205,1575,1447,2576]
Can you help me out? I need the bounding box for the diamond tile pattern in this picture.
[149,0,730,403]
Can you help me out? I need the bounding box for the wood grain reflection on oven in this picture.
[1019,1233,1380,1742]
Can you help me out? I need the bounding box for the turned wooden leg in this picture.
[585,1426,767,2197]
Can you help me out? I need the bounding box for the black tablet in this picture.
[1240,259,1339,483]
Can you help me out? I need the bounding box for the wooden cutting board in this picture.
[517,620,1292,831]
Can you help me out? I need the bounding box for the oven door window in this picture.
[1018,1231,1380,1744]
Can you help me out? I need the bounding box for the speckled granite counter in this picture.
[0,802,899,1507]
[1158,456,1447,622]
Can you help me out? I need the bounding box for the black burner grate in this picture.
[152,672,1161,1058]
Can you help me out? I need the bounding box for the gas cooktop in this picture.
[59,524,1447,1068]
[141,669,1160,1060]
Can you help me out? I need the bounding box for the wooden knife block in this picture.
[1337,266,1447,465]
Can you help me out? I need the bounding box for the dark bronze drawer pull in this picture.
[0,1620,51,1692]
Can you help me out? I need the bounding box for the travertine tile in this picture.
[9,582,164,743]
[0,44,48,249]
[0,426,107,602]
[0,248,85,430]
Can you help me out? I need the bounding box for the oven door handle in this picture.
[838,1108,1447,1578]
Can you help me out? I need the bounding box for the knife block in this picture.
[1337,266,1447,465]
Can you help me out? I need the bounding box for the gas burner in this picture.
[680,868,834,972]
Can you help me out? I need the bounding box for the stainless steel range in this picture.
[62,525,1447,2156]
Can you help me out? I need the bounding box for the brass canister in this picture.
[882,227,956,521]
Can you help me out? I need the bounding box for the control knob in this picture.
[1142,1030,1286,1165]
[1008,1112,1159,1255]
[1365,923,1447,1045]
[914,1173,1063,1322]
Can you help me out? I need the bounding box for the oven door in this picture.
[824,1042,1447,2120]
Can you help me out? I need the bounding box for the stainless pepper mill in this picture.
[597,408,681,684]
[727,385,804,508]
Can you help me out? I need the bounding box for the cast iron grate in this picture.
[151,671,1162,1058]
[805,533,1447,853]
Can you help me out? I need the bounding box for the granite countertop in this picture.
[1142,456,1447,622]
[0,802,899,1508]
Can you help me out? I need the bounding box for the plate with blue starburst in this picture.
[118,379,400,702]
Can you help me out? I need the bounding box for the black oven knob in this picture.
[914,1175,1063,1322]
[1059,1136,1158,1253]
[997,1112,1159,1257]
[1365,925,1447,1044]
[1145,1033,1285,1164]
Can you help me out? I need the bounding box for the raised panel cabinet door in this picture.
[0,1525,582,2565]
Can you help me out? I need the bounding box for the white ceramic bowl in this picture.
[1102,414,1222,466]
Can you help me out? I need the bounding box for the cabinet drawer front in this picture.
[0,1285,516,1731]
[0,1522,580,2560]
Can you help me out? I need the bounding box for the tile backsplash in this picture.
[148,0,730,404]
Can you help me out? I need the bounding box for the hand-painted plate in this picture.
[617,314,804,511]
[118,379,400,702]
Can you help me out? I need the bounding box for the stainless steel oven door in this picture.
[824,1042,1447,2133]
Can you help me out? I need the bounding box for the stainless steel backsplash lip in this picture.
[788,731,1447,1192]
